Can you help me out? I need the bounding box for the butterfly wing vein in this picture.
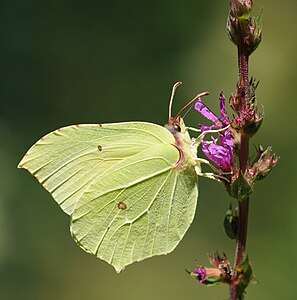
[18,122,198,272]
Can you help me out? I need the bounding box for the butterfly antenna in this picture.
[181,101,195,119]
[174,91,209,121]
[169,82,183,122]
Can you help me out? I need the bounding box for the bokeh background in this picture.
[1,0,296,299]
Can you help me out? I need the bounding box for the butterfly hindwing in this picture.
[70,142,198,272]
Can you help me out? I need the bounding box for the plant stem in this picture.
[230,25,250,300]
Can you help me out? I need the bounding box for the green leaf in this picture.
[237,256,253,296]
[243,118,263,137]
[223,204,238,239]
[228,173,253,200]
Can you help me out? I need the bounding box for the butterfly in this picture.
[18,82,217,272]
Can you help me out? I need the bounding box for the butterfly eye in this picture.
[173,124,181,132]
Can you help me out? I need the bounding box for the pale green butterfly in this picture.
[18,82,218,272]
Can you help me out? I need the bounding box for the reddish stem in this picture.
[230,26,250,300]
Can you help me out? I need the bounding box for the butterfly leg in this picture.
[186,126,201,133]
[194,158,218,181]
[195,158,229,182]
[191,125,230,147]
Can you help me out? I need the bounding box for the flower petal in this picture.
[195,99,219,123]
[199,124,216,132]
[202,140,233,171]
[219,130,234,148]
[194,267,206,284]
[195,93,234,172]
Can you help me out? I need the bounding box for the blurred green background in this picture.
[1,0,296,299]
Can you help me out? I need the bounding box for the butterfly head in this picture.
[168,116,186,134]
[167,81,209,135]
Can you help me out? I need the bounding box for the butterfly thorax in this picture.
[165,119,198,170]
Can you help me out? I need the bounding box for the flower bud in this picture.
[230,0,253,18]
[244,12,263,55]
[231,78,264,138]
[232,112,263,138]
[189,253,232,285]
[250,146,279,180]
[227,14,239,46]
[229,92,241,113]
[227,4,262,56]
[193,266,224,285]
[209,252,232,278]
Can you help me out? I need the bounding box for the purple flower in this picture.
[194,267,207,284]
[191,253,231,285]
[195,93,234,172]
[194,266,225,285]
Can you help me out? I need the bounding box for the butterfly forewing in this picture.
[18,122,175,214]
